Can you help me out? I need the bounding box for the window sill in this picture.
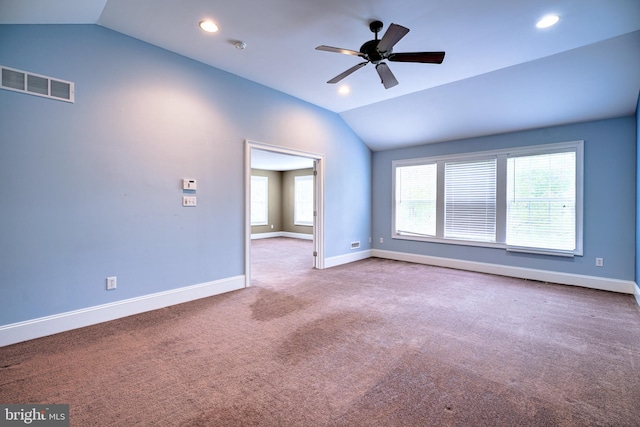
[506,246,579,257]
[393,233,504,250]
[393,234,581,257]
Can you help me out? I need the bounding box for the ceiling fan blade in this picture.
[376,23,410,53]
[375,62,398,89]
[315,45,363,57]
[327,61,368,84]
[388,51,446,64]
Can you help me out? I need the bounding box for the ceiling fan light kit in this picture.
[316,20,445,89]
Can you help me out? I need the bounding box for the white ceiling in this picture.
[1,0,639,151]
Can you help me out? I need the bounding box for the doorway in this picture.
[244,140,325,287]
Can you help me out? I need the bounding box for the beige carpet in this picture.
[1,237,639,426]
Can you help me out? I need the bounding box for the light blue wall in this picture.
[373,117,636,281]
[0,25,371,325]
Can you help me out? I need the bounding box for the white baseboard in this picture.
[282,232,313,240]
[634,283,640,307]
[372,249,636,295]
[325,249,373,269]
[0,275,245,348]
[251,232,282,239]
[251,232,313,240]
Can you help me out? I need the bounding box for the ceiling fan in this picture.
[316,20,445,89]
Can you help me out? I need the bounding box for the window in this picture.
[506,151,576,252]
[444,158,496,242]
[395,163,437,236]
[294,175,314,226]
[251,175,268,225]
[392,141,583,256]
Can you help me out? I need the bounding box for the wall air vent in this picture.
[350,241,361,250]
[1,66,74,103]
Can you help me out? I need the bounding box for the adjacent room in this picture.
[1,0,639,425]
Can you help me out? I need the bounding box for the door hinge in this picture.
[313,251,318,257]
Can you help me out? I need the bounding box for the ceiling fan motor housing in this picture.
[360,39,388,63]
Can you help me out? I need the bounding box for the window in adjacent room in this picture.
[251,175,269,225]
[294,175,314,226]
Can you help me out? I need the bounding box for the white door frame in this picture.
[244,140,325,287]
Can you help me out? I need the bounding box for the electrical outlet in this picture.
[595,258,604,267]
[379,237,384,244]
[106,276,117,290]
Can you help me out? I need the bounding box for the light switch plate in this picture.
[182,196,197,207]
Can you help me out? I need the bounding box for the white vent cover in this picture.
[1,66,74,103]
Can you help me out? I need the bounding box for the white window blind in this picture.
[294,175,314,226]
[444,159,497,242]
[395,163,437,236]
[251,176,268,225]
[506,151,576,252]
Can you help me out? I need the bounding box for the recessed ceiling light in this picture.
[536,15,560,29]
[199,20,219,33]
[338,85,351,95]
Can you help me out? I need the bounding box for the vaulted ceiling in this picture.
[1,0,639,151]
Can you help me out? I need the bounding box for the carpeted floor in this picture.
[1,237,639,426]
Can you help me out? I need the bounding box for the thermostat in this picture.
[182,179,197,190]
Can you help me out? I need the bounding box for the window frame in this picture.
[250,175,269,226]
[391,141,584,256]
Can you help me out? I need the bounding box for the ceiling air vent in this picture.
[1,66,74,103]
